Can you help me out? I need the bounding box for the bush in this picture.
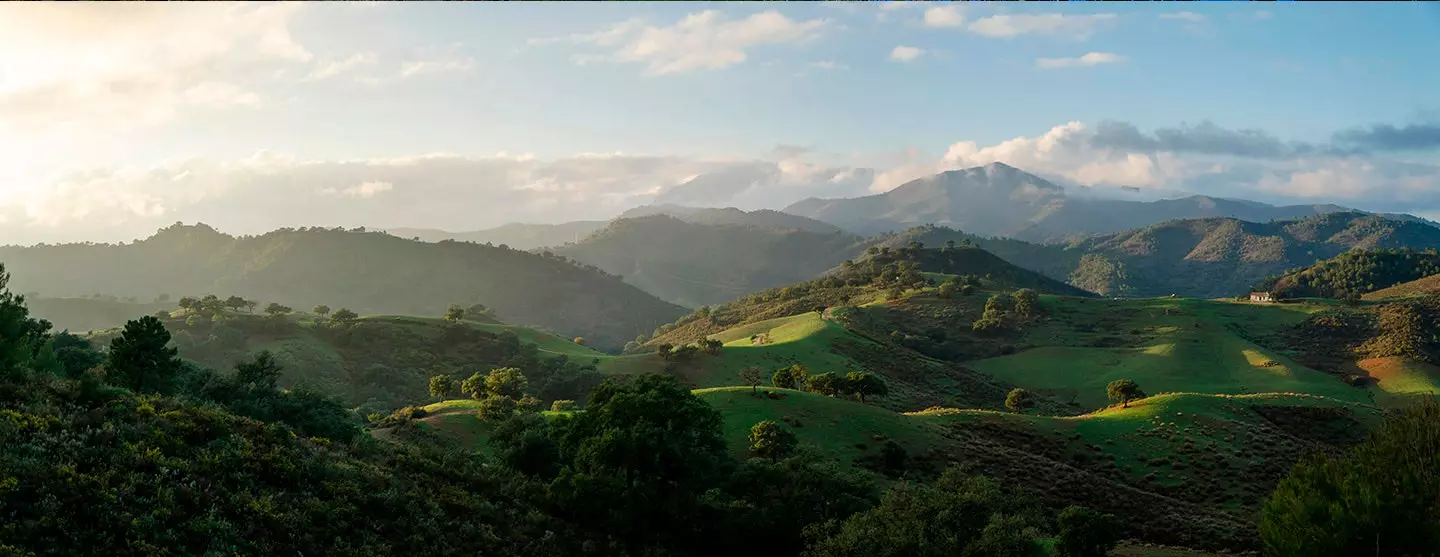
[550,399,578,412]
[1055,505,1120,557]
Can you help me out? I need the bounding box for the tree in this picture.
[428,374,456,400]
[477,395,518,422]
[264,302,292,317]
[1005,388,1033,412]
[748,420,798,463]
[235,350,282,390]
[772,368,797,389]
[224,295,248,312]
[739,366,764,394]
[550,399,578,412]
[845,371,887,404]
[460,372,485,400]
[1055,506,1121,557]
[1260,402,1440,556]
[443,306,465,322]
[572,336,586,346]
[484,367,529,399]
[806,372,842,396]
[938,282,958,298]
[700,338,723,355]
[329,308,358,327]
[107,315,183,394]
[1011,288,1038,320]
[177,296,197,314]
[199,294,222,315]
[312,305,330,319]
[657,343,674,360]
[153,309,172,320]
[1106,379,1145,408]
[515,395,543,414]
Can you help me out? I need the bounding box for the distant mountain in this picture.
[384,221,608,250]
[0,223,683,350]
[863,212,1440,298]
[782,162,1398,242]
[617,204,842,233]
[556,215,861,308]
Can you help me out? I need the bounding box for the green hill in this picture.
[1259,247,1440,299]
[555,215,862,308]
[84,311,608,412]
[0,223,684,350]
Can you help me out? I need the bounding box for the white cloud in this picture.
[922,5,966,28]
[0,3,310,137]
[1160,12,1206,23]
[890,45,924,62]
[809,60,848,70]
[305,52,378,81]
[967,13,1117,39]
[400,58,476,78]
[322,180,394,199]
[531,10,828,75]
[1035,52,1124,69]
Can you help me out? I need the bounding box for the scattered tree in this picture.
[657,343,674,360]
[443,306,466,322]
[224,296,248,313]
[484,367,529,399]
[844,371,887,404]
[312,305,331,320]
[1106,379,1145,408]
[748,420,799,463]
[428,374,456,400]
[177,296,197,314]
[460,372,486,400]
[1005,388,1033,412]
[264,303,292,317]
[1011,288,1038,320]
[106,315,183,394]
[806,372,842,396]
[699,338,723,355]
[771,368,797,389]
[739,366,764,394]
[477,395,518,422]
[329,308,358,327]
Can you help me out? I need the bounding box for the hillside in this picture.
[618,204,842,233]
[1365,273,1440,300]
[782,162,1376,241]
[0,223,684,350]
[83,311,609,411]
[24,296,174,333]
[384,220,608,250]
[1260,248,1440,299]
[555,215,862,308]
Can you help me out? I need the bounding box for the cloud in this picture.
[399,58,476,77]
[0,3,310,137]
[1332,123,1440,152]
[305,52,378,81]
[890,45,924,62]
[922,5,966,28]
[1089,120,1320,159]
[809,60,848,70]
[1160,12,1206,23]
[966,13,1117,39]
[1035,52,1123,69]
[532,10,828,75]
[322,181,394,199]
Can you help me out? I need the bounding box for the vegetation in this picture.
[1106,379,1145,409]
[1260,247,1440,299]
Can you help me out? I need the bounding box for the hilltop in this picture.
[556,215,861,307]
[782,162,1379,241]
[0,223,684,350]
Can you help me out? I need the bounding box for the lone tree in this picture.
[107,315,183,394]
[845,371,887,404]
[1005,388,1034,413]
[483,367,529,399]
[443,306,466,322]
[739,366,764,394]
[224,295,248,313]
[329,308,358,327]
[748,420,798,463]
[312,305,331,320]
[1106,379,1145,408]
[264,303,292,317]
[699,338,723,355]
[428,374,456,400]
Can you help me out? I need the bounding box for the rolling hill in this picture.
[782,162,1378,241]
[1365,273,1440,299]
[1259,247,1440,299]
[0,223,683,350]
[555,215,862,308]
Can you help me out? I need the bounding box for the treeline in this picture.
[1259,248,1440,299]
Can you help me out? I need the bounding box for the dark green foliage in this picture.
[1005,388,1033,412]
[478,394,519,422]
[461,371,485,399]
[1055,506,1121,557]
[1260,402,1440,556]
[802,469,1049,557]
[0,266,51,381]
[311,304,330,319]
[880,440,907,474]
[106,316,183,394]
[489,413,561,478]
[1267,247,1440,299]
[700,338,723,355]
[443,305,466,322]
[51,331,103,379]
[233,349,281,389]
[550,399,577,412]
[1011,288,1038,320]
[1105,379,1144,408]
[749,420,799,462]
[806,372,842,396]
[843,371,887,404]
[972,294,1012,334]
[740,365,764,393]
[723,455,878,557]
[329,307,358,327]
[484,367,529,398]
[772,364,810,391]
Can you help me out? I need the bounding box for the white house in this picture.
[1250,291,1273,303]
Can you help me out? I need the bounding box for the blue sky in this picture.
[1,2,1438,242]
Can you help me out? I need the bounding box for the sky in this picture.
[2,2,1439,244]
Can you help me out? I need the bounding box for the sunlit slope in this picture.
[965,296,1372,409]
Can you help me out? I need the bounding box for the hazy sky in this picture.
[2,2,1439,244]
